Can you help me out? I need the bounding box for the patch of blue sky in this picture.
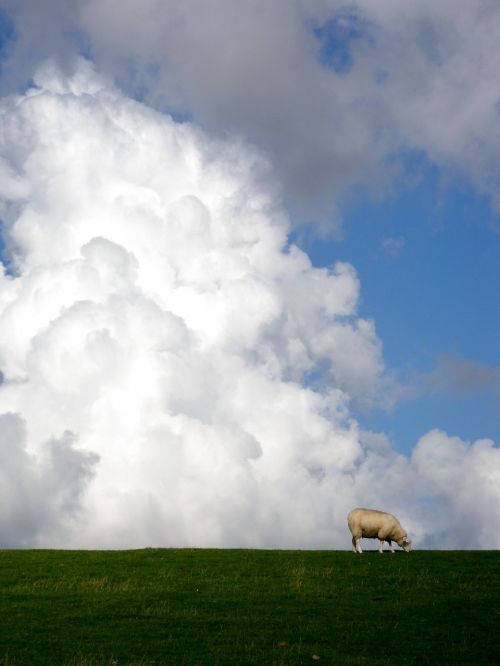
[303,359,332,394]
[168,110,193,124]
[312,10,367,74]
[0,220,15,277]
[0,8,13,50]
[67,24,94,64]
[0,8,17,276]
[365,390,500,457]
[294,154,500,452]
[115,58,192,123]
[0,8,14,66]
[0,0,6,276]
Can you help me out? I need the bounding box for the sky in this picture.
[0,0,499,550]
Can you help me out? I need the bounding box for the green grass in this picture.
[0,549,498,665]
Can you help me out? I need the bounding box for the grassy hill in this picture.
[0,549,498,665]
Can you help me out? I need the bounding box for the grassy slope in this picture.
[0,549,498,665]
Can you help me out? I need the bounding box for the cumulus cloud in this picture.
[0,412,98,547]
[0,61,380,547]
[3,1,500,224]
[423,354,500,401]
[0,61,498,549]
[347,429,500,549]
[411,430,500,549]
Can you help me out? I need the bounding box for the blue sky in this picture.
[298,161,500,452]
[0,1,499,548]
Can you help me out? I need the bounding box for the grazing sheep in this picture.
[347,508,412,553]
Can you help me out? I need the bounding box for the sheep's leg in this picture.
[356,537,363,553]
[379,539,384,553]
[389,540,395,553]
[351,536,357,553]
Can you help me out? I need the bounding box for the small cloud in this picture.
[380,236,405,257]
[424,355,500,400]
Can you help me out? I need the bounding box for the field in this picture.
[0,549,498,665]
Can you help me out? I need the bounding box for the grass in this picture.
[0,549,498,665]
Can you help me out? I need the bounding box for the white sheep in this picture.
[347,507,412,553]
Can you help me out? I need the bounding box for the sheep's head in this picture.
[400,536,412,552]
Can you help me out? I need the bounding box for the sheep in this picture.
[347,507,412,553]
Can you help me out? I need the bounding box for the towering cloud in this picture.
[0,61,499,549]
[0,61,378,547]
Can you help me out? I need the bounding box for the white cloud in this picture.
[3,1,500,223]
[411,430,500,548]
[0,62,383,547]
[0,61,498,549]
[347,429,500,549]
[0,412,98,547]
[380,236,405,257]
